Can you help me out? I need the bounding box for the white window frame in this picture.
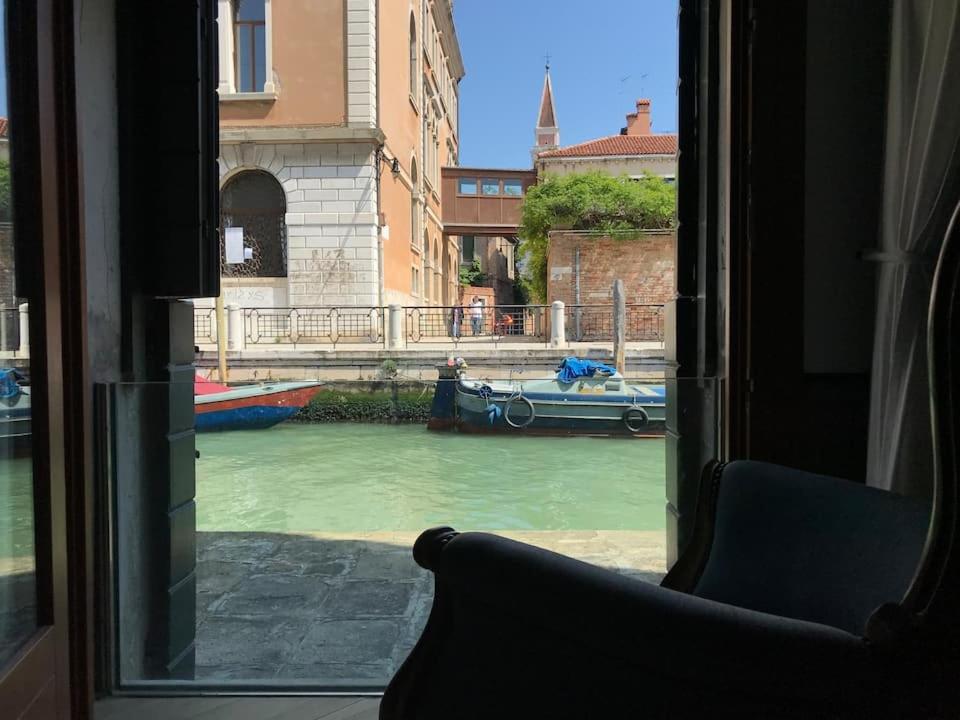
[218,0,276,98]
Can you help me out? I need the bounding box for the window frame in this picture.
[481,179,501,196]
[502,179,524,197]
[409,12,418,105]
[234,14,265,93]
[458,178,478,196]
[218,0,276,97]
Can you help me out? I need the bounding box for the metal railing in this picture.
[627,304,665,341]
[565,304,664,342]
[192,303,664,349]
[404,305,548,344]
[193,307,217,345]
[244,307,385,346]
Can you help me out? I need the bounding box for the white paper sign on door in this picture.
[225,227,244,264]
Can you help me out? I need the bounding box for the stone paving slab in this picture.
[195,529,665,685]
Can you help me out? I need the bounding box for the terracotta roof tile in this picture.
[538,133,677,159]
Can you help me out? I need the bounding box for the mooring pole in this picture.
[613,279,626,374]
[215,291,228,382]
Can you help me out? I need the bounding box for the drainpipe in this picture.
[374,0,384,309]
[574,245,582,341]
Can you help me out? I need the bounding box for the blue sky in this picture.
[0,0,679,161]
[0,0,6,118]
[453,0,679,169]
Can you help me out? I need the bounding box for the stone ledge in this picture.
[220,126,385,145]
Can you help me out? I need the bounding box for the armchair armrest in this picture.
[383,530,882,719]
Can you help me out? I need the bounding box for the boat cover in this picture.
[194,374,232,396]
[0,369,22,400]
[555,357,617,384]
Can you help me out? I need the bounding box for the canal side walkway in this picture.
[193,343,667,382]
[195,529,666,685]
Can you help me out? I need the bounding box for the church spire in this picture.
[533,65,559,162]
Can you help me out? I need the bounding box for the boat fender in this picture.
[504,396,536,429]
[485,403,502,425]
[623,407,649,433]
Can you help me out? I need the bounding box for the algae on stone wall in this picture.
[294,381,434,424]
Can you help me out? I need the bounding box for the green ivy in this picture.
[294,388,434,424]
[0,159,11,223]
[458,258,487,287]
[518,171,676,302]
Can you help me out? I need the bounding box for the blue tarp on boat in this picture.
[0,369,22,400]
[555,357,618,384]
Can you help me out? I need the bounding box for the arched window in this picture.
[409,13,417,99]
[410,158,419,248]
[434,239,441,299]
[220,170,287,278]
[423,230,431,302]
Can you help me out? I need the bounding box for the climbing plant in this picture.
[518,171,675,301]
[458,258,487,287]
[0,159,11,223]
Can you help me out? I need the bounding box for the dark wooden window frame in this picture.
[233,2,265,93]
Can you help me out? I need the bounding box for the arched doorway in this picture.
[220,170,287,278]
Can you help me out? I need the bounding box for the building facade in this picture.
[536,98,677,181]
[215,0,464,310]
[0,118,13,317]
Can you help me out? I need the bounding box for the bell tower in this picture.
[532,64,559,161]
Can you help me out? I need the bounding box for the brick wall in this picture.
[0,223,18,351]
[0,223,14,306]
[546,230,675,307]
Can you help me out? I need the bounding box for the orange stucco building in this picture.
[213,0,464,309]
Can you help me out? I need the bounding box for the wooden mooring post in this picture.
[613,279,626,374]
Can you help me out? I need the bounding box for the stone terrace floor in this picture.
[196,530,666,686]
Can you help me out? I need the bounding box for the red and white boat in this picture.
[194,376,323,432]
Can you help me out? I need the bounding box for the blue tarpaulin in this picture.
[555,357,617,384]
[0,369,22,400]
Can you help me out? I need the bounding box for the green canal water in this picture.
[196,424,667,533]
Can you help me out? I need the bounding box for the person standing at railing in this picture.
[470,296,483,336]
[450,304,463,339]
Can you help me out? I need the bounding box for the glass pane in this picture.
[0,6,38,668]
[236,26,253,93]
[502,180,523,196]
[254,25,266,92]
[481,179,500,195]
[236,0,265,22]
[111,373,710,686]
[457,178,477,195]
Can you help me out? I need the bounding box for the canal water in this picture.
[196,424,667,534]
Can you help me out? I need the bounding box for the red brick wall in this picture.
[546,230,675,307]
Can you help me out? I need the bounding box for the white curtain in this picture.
[867,1,960,495]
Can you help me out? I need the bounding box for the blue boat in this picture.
[445,358,666,437]
[0,369,31,450]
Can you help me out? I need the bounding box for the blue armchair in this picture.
[380,199,960,718]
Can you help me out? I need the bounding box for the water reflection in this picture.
[0,394,35,665]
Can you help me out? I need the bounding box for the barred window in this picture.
[220,170,287,278]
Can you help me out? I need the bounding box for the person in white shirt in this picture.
[470,297,483,336]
